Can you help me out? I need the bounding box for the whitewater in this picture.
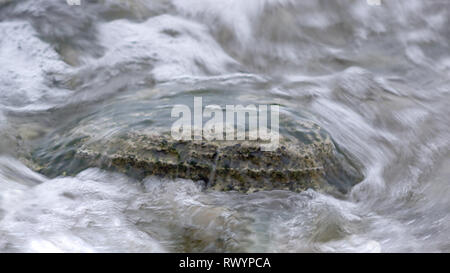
[0,0,448,252]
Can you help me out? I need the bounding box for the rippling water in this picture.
[0,0,449,252]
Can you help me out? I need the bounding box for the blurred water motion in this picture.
[0,0,448,252]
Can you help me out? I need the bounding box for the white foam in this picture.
[95,15,239,82]
[0,21,71,111]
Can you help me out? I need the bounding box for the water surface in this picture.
[0,0,449,252]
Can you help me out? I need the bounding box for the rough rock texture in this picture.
[32,123,364,194]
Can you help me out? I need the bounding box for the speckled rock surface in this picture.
[31,120,363,194]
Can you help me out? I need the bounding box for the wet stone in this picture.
[30,121,364,194]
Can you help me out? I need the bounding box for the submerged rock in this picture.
[26,86,364,194]
[31,120,363,194]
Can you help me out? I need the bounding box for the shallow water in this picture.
[0,0,449,252]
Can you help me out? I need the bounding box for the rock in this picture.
[28,87,364,194]
[31,121,363,194]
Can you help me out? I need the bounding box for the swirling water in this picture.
[0,0,449,252]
